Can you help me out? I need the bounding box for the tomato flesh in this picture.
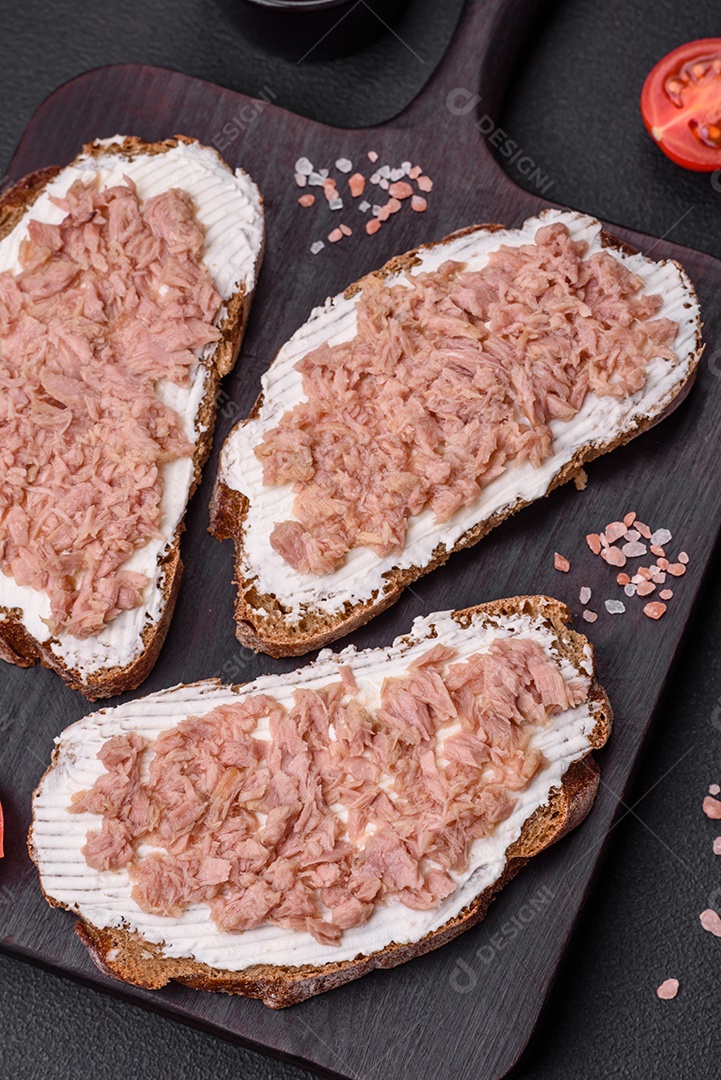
[641,39,721,171]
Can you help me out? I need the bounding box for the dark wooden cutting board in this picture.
[2,0,721,1076]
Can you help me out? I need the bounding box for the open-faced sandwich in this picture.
[0,136,264,697]
[29,595,611,1007]
[211,209,701,656]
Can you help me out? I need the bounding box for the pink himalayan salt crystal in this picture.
[710,784,721,796]
[586,533,602,555]
[554,553,570,573]
[703,796,721,819]
[713,837,721,855]
[602,546,626,567]
[700,909,721,936]
[656,978,679,1000]
[604,521,627,543]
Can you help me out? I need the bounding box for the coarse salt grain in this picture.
[295,156,313,175]
[389,181,414,199]
[659,589,673,600]
[579,586,592,604]
[679,551,689,564]
[602,547,626,567]
[636,580,656,597]
[650,544,665,557]
[328,228,343,243]
[605,599,626,614]
[624,583,637,597]
[622,541,647,558]
[582,609,598,623]
[700,909,721,936]
[711,784,721,795]
[310,240,325,255]
[294,172,308,187]
[308,172,324,186]
[389,167,405,182]
[667,563,686,577]
[358,200,371,213]
[335,157,352,173]
[409,165,422,179]
[586,533,602,555]
[366,219,381,235]
[623,511,637,527]
[379,179,389,190]
[643,601,666,620]
[605,521,627,543]
[714,837,721,855]
[368,151,379,162]
[703,796,721,819]
[387,198,402,214]
[417,175,433,191]
[651,528,672,546]
[624,529,641,542]
[349,174,366,197]
[635,522,652,539]
[369,172,381,185]
[656,979,679,1000]
[411,195,428,212]
[339,224,352,236]
[329,198,343,210]
[298,194,315,207]
[554,553,570,573]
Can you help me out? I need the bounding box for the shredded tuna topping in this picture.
[0,176,222,637]
[257,223,678,575]
[71,636,588,945]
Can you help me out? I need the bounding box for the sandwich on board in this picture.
[211,209,701,657]
[30,596,612,1007]
[0,136,264,698]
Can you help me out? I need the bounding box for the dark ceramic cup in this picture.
[232,0,410,61]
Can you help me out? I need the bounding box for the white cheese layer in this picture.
[32,607,602,972]
[219,209,700,620]
[0,137,264,679]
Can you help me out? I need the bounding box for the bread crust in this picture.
[210,222,702,658]
[29,595,612,1008]
[0,136,264,698]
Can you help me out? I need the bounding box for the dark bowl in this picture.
[231,0,410,61]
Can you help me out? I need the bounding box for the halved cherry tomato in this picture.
[641,38,721,171]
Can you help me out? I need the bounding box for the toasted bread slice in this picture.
[0,135,264,698]
[29,595,612,1007]
[211,209,701,658]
